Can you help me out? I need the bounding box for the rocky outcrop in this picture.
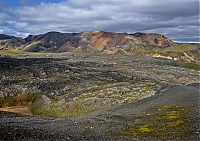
[152,53,178,60]
[133,32,175,47]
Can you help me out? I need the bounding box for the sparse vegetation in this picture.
[180,62,200,71]
[119,105,189,140]
[0,54,199,118]
[0,93,37,107]
[0,53,199,140]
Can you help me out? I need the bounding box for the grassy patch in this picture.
[165,43,199,52]
[0,50,21,57]
[179,62,200,71]
[127,46,161,56]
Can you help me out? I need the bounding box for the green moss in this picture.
[158,110,184,120]
[31,97,100,118]
[155,104,186,120]
[120,124,153,136]
[180,62,200,71]
[138,124,153,132]
[164,120,184,127]
[119,105,189,140]
[31,84,133,118]
[158,104,174,110]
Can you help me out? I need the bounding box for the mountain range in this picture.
[0,30,199,62]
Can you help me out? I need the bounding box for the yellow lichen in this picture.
[119,104,188,139]
[138,124,153,132]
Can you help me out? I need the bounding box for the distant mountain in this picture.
[0,34,24,50]
[0,31,199,62]
[0,34,16,40]
[23,32,81,52]
[0,31,177,52]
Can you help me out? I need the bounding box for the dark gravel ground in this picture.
[0,83,199,141]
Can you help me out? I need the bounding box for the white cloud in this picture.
[0,0,199,42]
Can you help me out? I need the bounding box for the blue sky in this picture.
[0,0,199,43]
[0,0,19,7]
[0,0,64,7]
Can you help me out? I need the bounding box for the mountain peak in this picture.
[0,34,16,40]
[91,30,103,33]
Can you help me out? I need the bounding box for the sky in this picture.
[0,0,199,43]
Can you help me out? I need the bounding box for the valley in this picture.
[0,53,199,140]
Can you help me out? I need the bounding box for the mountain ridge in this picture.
[0,31,199,62]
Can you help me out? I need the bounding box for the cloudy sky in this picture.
[0,0,199,42]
